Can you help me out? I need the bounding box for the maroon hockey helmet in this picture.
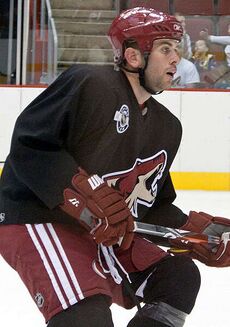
[108,7,183,63]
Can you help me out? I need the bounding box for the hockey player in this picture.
[0,7,230,327]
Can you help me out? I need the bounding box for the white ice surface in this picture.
[1,190,230,327]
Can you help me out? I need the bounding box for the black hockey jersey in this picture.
[0,65,187,227]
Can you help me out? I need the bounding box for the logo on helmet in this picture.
[173,23,182,31]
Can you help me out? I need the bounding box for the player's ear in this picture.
[124,47,143,69]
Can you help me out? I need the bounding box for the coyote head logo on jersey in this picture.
[103,150,167,218]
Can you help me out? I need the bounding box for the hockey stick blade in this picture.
[134,222,221,245]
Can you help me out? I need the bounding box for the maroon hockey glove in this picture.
[60,168,134,250]
[170,211,230,267]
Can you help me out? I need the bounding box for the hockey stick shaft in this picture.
[134,221,221,245]
[79,210,221,245]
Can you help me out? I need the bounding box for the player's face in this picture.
[144,39,180,92]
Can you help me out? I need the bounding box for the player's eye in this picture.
[161,46,171,54]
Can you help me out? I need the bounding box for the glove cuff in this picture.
[59,188,91,230]
[181,211,214,233]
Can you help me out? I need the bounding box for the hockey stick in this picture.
[79,210,221,245]
[133,221,221,245]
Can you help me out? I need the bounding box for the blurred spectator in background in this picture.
[191,39,217,83]
[199,24,230,88]
[175,13,192,59]
[172,43,200,87]
[200,23,230,67]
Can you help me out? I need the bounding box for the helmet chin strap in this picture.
[120,54,162,95]
[138,54,163,95]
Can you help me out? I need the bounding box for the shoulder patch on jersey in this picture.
[114,104,129,134]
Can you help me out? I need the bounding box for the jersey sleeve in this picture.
[8,66,89,209]
[143,173,188,228]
